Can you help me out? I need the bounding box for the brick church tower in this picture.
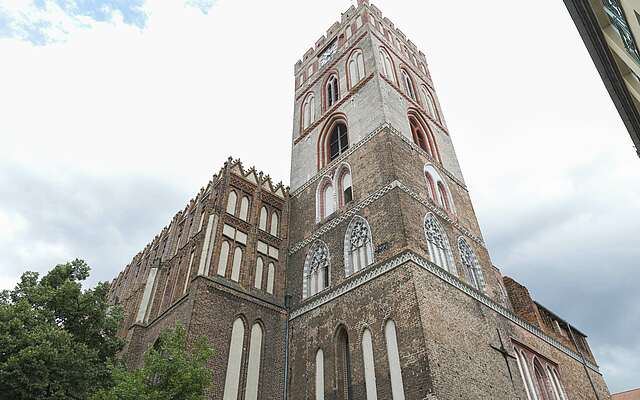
[108,2,611,400]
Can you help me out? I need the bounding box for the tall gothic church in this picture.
[108,2,612,399]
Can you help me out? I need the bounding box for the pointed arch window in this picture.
[226,191,237,215]
[361,329,378,400]
[344,216,374,276]
[379,47,395,82]
[335,326,353,400]
[303,241,330,298]
[423,213,454,275]
[222,318,245,400]
[326,75,339,109]
[315,349,325,400]
[254,258,264,289]
[419,86,438,120]
[533,359,553,400]
[384,319,406,400]
[244,323,263,400]
[348,50,365,87]
[437,182,451,212]
[401,69,416,101]
[259,206,268,231]
[217,241,230,277]
[458,237,485,291]
[319,181,336,220]
[425,172,436,200]
[239,196,250,221]
[266,263,275,295]
[231,247,243,282]
[302,93,316,130]
[549,368,567,400]
[270,213,279,237]
[408,113,440,162]
[424,164,454,213]
[337,167,353,207]
[516,351,538,400]
[329,122,349,161]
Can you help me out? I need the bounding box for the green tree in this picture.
[0,259,124,400]
[91,324,214,400]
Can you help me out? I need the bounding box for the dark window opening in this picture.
[329,123,349,161]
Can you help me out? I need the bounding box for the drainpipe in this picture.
[567,324,600,400]
[283,294,292,400]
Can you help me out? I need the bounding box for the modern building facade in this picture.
[109,2,612,399]
[565,0,640,158]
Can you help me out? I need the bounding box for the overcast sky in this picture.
[1,0,638,393]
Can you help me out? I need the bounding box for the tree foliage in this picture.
[0,259,124,400]
[91,324,214,400]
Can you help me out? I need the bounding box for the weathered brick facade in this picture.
[108,1,612,399]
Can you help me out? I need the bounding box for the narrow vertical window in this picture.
[259,206,268,231]
[266,263,275,294]
[239,196,250,221]
[424,213,454,275]
[379,48,395,82]
[328,122,349,161]
[244,323,263,400]
[425,172,436,200]
[409,116,429,154]
[401,70,416,101]
[226,191,237,215]
[183,251,195,295]
[217,241,230,277]
[326,75,339,108]
[335,326,353,400]
[516,351,537,400]
[384,320,405,400]
[533,359,552,400]
[437,182,451,212]
[270,213,279,237]
[458,238,485,291]
[340,169,353,206]
[223,318,245,400]
[362,329,378,400]
[348,50,365,87]
[550,369,567,400]
[420,86,437,119]
[303,93,315,130]
[231,247,243,282]
[322,183,335,218]
[254,258,264,289]
[315,349,325,400]
[198,209,206,231]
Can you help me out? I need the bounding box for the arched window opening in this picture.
[379,48,395,82]
[335,326,353,400]
[222,318,245,400]
[384,320,406,400]
[458,238,485,291]
[231,247,243,282]
[326,75,339,109]
[254,258,263,289]
[409,116,429,154]
[344,216,374,276]
[362,329,378,400]
[302,93,316,130]
[244,323,263,400]
[423,213,454,275]
[425,172,436,200]
[239,196,250,221]
[533,359,553,400]
[266,263,275,295]
[348,50,365,87]
[226,191,237,215]
[437,182,451,212]
[338,167,353,207]
[315,349,325,400]
[218,241,230,277]
[270,213,279,237]
[516,351,538,400]
[320,181,336,219]
[550,369,567,400]
[329,122,349,162]
[259,206,268,231]
[420,86,437,120]
[303,241,330,298]
[420,63,427,75]
[401,69,416,101]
